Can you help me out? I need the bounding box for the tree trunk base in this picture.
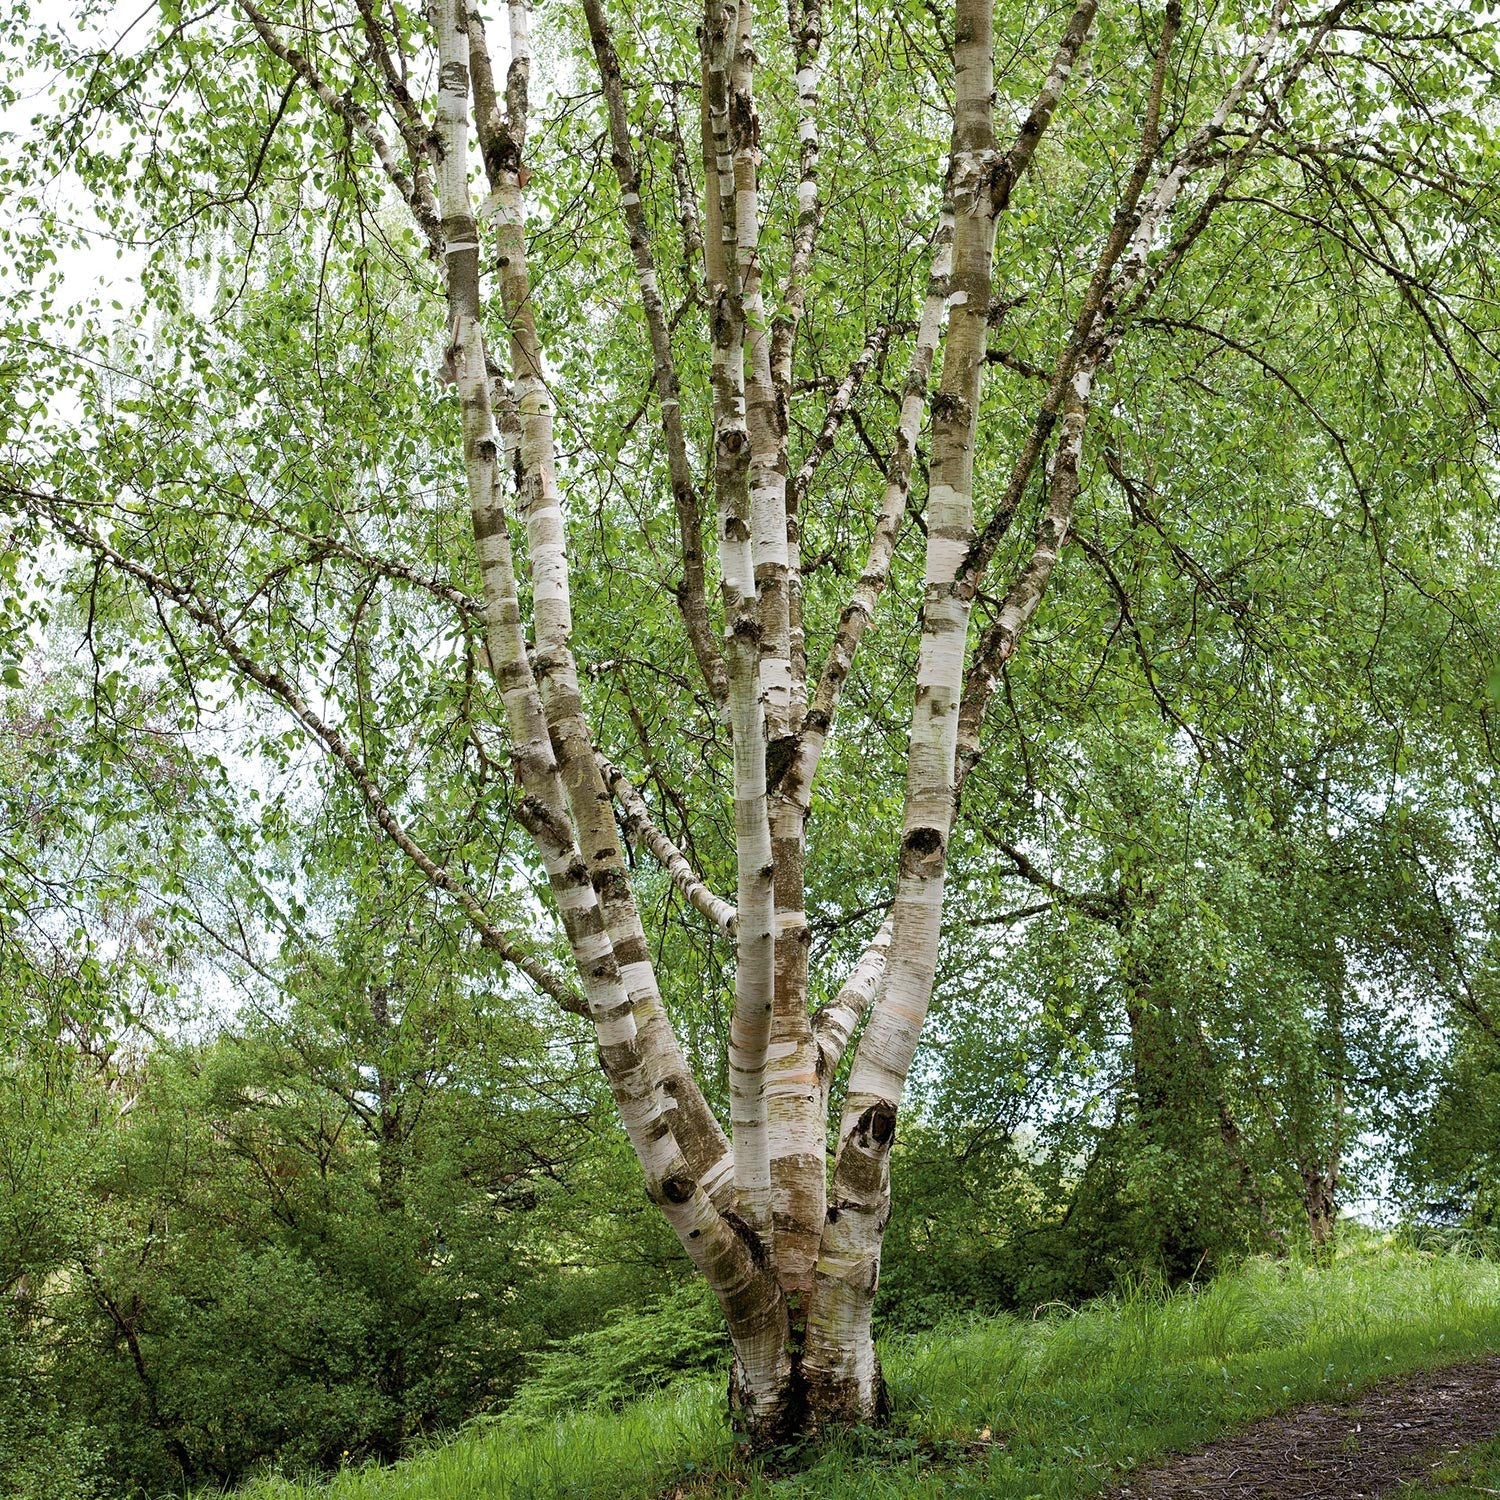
[729,1351,889,1451]
[806,1349,889,1431]
[729,1356,806,1450]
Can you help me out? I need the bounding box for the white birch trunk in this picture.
[797,0,1103,1422]
[435,0,788,1411]
[701,0,779,1261]
[800,0,1001,1420]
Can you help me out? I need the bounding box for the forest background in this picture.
[2,0,1500,1492]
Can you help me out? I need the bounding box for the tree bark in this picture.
[800,0,1005,1424]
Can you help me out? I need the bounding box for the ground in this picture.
[1106,1357,1500,1499]
[209,1251,1500,1500]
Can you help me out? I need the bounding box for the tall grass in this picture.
[213,1243,1500,1500]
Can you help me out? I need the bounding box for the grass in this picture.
[214,1242,1500,1500]
[1398,1435,1500,1497]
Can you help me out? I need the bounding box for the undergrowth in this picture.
[208,1242,1500,1500]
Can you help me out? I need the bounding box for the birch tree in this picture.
[4,0,1497,1442]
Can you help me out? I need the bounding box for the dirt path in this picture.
[1105,1355,1500,1498]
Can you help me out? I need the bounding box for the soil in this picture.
[1105,1355,1500,1498]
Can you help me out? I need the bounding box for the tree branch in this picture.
[811,917,892,1084]
[777,213,953,813]
[582,0,727,708]
[789,323,893,516]
[1069,528,1211,763]
[598,755,738,937]
[233,0,443,256]
[26,491,587,1016]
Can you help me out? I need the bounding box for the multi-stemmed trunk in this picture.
[70,0,1362,1449]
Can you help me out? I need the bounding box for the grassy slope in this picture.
[220,1246,1500,1500]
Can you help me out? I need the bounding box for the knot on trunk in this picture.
[728,89,760,151]
[861,1101,896,1148]
[659,1174,696,1205]
[901,824,946,876]
[721,1207,773,1265]
[930,390,969,425]
[765,733,798,793]
[718,428,749,462]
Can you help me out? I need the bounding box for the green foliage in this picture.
[1,0,1499,1484]
[0,787,690,1496]
[1401,1022,1500,1229]
[503,1282,729,1424]
[0,1298,104,1500]
[0,1008,688,1497]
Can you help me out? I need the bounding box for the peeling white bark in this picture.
[813,918,893,1085]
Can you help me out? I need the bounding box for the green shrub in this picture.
[0,1316,103,1500]
[504,1282,729,1422]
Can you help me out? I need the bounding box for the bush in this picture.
[0,1317,103,1500]
[504,1282,729,1422]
